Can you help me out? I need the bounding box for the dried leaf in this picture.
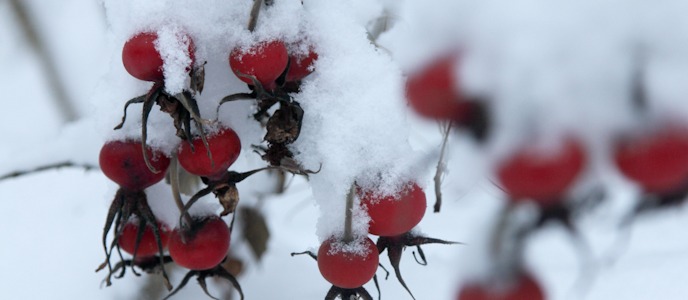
[240,207,270,261]
[190,62,206,94]
[218,184,241,216]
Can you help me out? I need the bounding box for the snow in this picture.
[156,26,194,95]
[3,0,688,299]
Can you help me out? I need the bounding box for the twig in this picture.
[0,162,97,181]
[433,121,452,213]
[342,184,355,243]
[9,0,78,123]
[247,0,263,32]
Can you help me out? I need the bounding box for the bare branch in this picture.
[9,0,79,123]
[247,0,263,32]
[0,162,97,181]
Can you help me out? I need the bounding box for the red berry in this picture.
[177,127,242,179]
[285,49,318,82]
[496,138,586,205]
[229,40,289,90]
[457,273,545,300]
[99,140,170,190]
[317,237,379,289]
[122,32,195,82]
[614,124,688,194]
[406,55,472,121]
[118,221,170,258]
[169,217,230,270]
[358,182,427,236]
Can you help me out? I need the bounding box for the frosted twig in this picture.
[433,121,452,213]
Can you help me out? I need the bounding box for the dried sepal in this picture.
[376,232,460,300]
[180,168,275,222]
[190,62,207,94]
[163,265,244,300]
[96,189,172,290]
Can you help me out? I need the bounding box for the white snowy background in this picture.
[2,0,688,299]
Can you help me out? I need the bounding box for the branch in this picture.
[343,184,355,243]
[247,0,263,32]
[433,121,452,213]
[0,162,97,181]
[9,0,79,123]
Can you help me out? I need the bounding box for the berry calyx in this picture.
[118,221,170,258]
[229,40,289,90]
[99,140,170,190]
[122,31,195,82]
[317,237,379,289]
[177,127,242,179]
[169,217,230,271]
[496,137,586,205]
[614,124,688,194]
[285,49,318,82]
[406,55,473,121]
[358,182,427,236]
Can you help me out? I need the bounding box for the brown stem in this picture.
[0,161,97,181]
[433,121,452,213]
[247,0,263,32]
[343,183,355,243]
[169,154,193,226]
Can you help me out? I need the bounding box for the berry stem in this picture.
[247,0,263,32]
[170,153,194,226]
[630,46,648,112]
[343,183,355,244]
[489,202,528,280]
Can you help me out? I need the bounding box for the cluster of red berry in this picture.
[290,181,457,300]
[406,54,688,299]
[97,29,318,299]
[91,5,688,298]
